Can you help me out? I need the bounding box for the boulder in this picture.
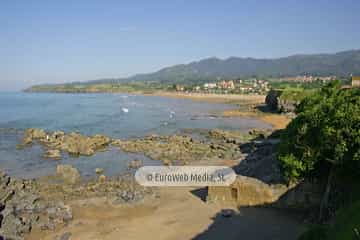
[98,175,107,183]
[95,168,104,174]
[265,90,280,111]
[60,133,110,156]
[207,175,288,206]
[56,165,81,184]
[265,90,297,113]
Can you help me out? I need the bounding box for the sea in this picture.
[0,92,271,179]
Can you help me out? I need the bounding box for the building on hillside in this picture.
[217,80,235,90]
[352,76,360,87]
[193,86,201,91]
[317,76,337,82]
[204,83,217,89]
[175,84,184,91]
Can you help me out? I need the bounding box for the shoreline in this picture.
[142,91,291,129]
[3,93,297,239]
[23,90,291,129]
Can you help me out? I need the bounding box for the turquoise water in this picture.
[0,92,271,178]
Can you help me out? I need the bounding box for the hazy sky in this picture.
[1,0,359,91]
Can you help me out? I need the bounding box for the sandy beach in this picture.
[22,126,303,240]
[144,91,266,104]
[27,187,303,240]
[144,91,291,129]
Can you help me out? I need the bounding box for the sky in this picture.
[1,0,359,91]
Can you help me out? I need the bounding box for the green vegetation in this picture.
[276,81,360,239]
[27,82,173,93]
[278,81,360,182]
[269,80,336,103]
[270,80,327,90]
[299,200,360,240]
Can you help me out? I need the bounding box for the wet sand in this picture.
[222,109,291,129]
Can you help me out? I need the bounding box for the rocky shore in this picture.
[0,170,72,239]
[17,128,266,164]
[0,163,155,240]
[4,127,319,239]
[18,128,111,159]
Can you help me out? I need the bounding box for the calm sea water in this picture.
[0,92,271,178]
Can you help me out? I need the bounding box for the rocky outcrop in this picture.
[0,166,157,239]
[265,90,298,113]
[265,90,280,111]
[18,129,111,159]
[0,170,73,240]
[234,137,282,184]
[17,128,46,147]
[60,133,110,156]
[19,128,253,163]
[113,132,245,165]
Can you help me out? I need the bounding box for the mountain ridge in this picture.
[31,49,360,88]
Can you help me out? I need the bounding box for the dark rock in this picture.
[265,90,280,111]
[221,209,236,218]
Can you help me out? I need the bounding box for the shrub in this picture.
[278,81,360,182]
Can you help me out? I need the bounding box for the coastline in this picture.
[21,127,303,240]
[142,91,266,104]
[23,90,291,129]
[4,92,297,239]
[141,91,290,130]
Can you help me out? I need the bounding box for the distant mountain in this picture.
[95,49,360,85]
[34,49,360,87]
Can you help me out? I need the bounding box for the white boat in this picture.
[121,107,129,113]
[169,111,175,118]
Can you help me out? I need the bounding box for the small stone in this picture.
[221,209,235,218]
[95,168,104,174]
[98,175,106,183]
